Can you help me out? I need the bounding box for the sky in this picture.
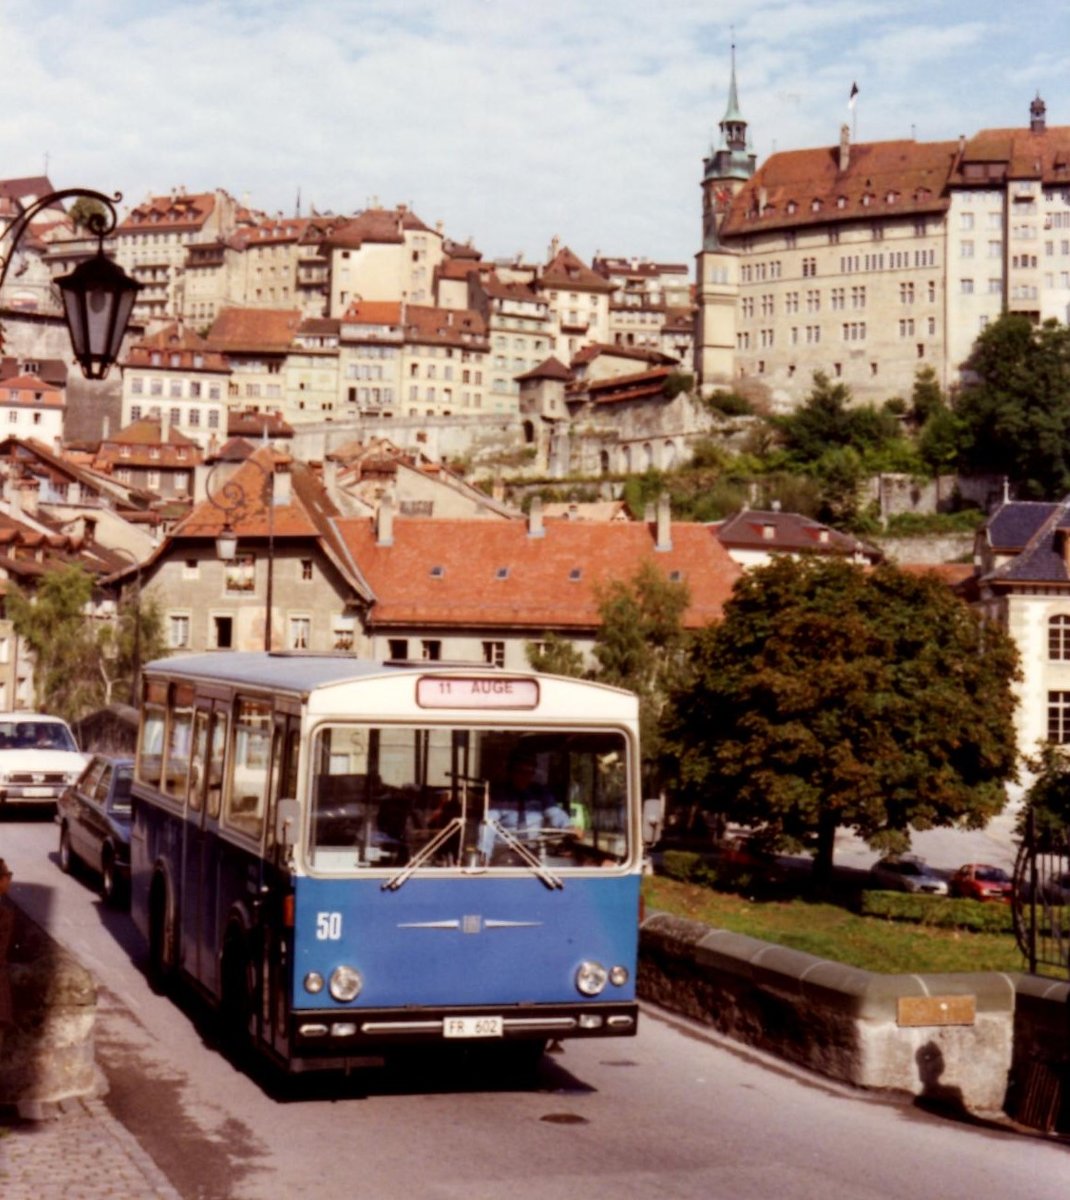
[2,1,1070,270]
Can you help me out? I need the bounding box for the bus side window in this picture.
[138,703,165,787]
[225,697,270,839]
[163,695,193,802]
[206,709,226,820]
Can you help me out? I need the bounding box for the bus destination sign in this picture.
[417,676,540,710]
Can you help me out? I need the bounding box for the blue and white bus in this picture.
[129,653,643,1073]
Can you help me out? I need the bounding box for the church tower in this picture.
[695,44,757,394]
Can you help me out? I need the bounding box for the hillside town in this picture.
[1,64,1070,782]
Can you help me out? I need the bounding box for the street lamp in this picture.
[205,455,276,652]
[0,188,139,380]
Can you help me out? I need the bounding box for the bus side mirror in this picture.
[276,797,300,847]
[642,797,664,847]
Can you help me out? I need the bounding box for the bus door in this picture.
[181,700,228,991]
[259,712,301,1058]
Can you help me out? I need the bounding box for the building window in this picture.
[333,623,355,651]
[224,554,255,594]
[482,640,505,668]
[213,615,233,649]
[289,616,311,650]
[1049,614,1070,660]
[1048,690,1070,743]
[388,639,409,661]
[421,639,441,661]
[168,614,190,649]
[300,559,313,581]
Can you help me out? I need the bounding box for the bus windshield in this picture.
[307,724,629,874]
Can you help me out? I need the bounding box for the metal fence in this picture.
[1012,811,1070,980]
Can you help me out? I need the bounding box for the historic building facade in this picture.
[696,58,1070,411]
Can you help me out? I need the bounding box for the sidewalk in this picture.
[0,1096,181,1200]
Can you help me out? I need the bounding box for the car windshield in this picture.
[307,724,630,876]
[0,720,77,752]
[890,861,924,875]
[975,867,1008,882]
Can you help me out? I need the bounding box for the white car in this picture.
[869,855,950,896]
[0,713,87,807]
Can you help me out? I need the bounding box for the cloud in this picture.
[0,0,1066,267]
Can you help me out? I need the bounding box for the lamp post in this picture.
[0,188,139,379]
[205,456,276,652]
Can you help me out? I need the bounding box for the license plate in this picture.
[23,787,51,797]
[443,1016,502,1039]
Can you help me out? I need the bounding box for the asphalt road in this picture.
[2,810,1067,1200]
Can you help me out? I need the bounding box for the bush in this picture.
[860,891,1013,933]
[705,390,753,417]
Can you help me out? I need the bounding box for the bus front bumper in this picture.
[290,1001,638,1061]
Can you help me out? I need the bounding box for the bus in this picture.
[129,652,645,1073]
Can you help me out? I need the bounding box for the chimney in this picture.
[839,123,851,172]
[376,491,394,546]
[101,413,110,441]
[491,472,504,503]
[643,500,655,523]
[762,522,776,540]
[567,503,579,521]
[323,457,339,499]
[655,493,672,552]
[18,478,38,517]
[272,464,292,506]
[528,496,545,539]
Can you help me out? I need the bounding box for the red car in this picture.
[949,863,1013,902]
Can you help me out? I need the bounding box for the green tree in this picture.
[7,565,101,721]
[955,314,1070,497]
[525,633,587,678]
[1016,744,1070,844]
[668,557,1019,881]
[775,372,899,467]
[97,592,167,705]
[594,560,691,788]
[910,364,946,426]
[67,196,108,232]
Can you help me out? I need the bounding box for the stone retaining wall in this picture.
[639,912,1016,1116]
[0,902,99,1113]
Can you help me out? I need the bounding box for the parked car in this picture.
[949,863,1013,902]
[869,855,949,895]
[56,754,133,905]
[0,713,87,808]
[1039,870,1070,906]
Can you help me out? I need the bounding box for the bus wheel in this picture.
[220,934,252,1055]
[58,823,74,874]
[148,882,175,994]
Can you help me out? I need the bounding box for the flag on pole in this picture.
[848,82,859,110]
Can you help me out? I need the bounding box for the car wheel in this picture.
[101,847,120,907]
[58,823,74,874]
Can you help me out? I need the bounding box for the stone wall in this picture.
[0,902,99,1114]
[639,912,1015,1116]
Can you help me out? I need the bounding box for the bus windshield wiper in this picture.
[486,820,564,890]
[382,817,463,891]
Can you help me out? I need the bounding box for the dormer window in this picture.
[495,567,509,580]
[837,196,847,209]
[786,200,798,215]
[569,568,582,581]
[429,565,444,578]
[811,198,822,212]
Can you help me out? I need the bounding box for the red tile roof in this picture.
[516,356,572,383]
[122,324,230,372]
[120,191,219,233]
[540,246,615,293]
[951,125,1070,183]
[206,307,303,353]
[342,301,403,327]
[334,517,741,630]
[713,509,877,558]
[721,138,957,237]
[0,375,64,407]
[321,206,435,250]
[103,418,201,449]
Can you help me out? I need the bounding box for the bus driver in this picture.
[480,749,571,860]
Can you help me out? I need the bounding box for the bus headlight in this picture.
[575,960,608,996]
[304,972,324,995]
[329,965,363,1002]
[609,965,629,987]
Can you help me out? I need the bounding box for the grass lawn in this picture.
[643,875,1028,974]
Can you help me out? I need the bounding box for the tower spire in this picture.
[720,40,747,152]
